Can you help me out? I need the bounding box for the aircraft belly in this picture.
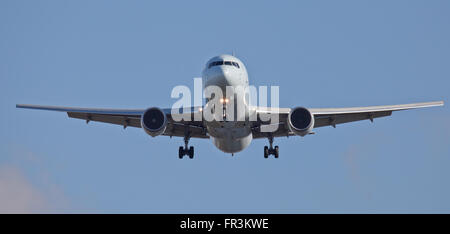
[207,122,252,153]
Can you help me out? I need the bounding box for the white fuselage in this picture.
[201,55,253,153]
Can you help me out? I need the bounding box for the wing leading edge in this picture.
[252,101,444,138]
[16,104,208,138]
[310,101,444,128]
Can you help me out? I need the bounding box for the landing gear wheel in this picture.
[264,135,279,158]
[274,146,279,158]
[264,146,269,158]
[178,146,184,159]
[179,133,194,159]
[188,146,194,159]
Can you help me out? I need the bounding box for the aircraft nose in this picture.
[207,67,235,87]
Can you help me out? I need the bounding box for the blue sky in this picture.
[1,0,449,213]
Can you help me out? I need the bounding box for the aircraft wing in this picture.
[16,104,209,138]
[252,101,444,139]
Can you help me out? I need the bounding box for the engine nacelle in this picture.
[141,107,168,137]
[288,107,314,137]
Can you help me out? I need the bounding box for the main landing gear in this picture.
[264,135,279,158]
[179,134,194,159]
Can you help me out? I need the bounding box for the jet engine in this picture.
[141,107,168,137]
[288,107,314,136]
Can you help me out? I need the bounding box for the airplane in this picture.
[17,54,444,159]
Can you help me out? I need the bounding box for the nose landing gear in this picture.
[264,135,279,158]
[179,134,194,159]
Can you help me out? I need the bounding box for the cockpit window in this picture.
[208,60,240,69]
